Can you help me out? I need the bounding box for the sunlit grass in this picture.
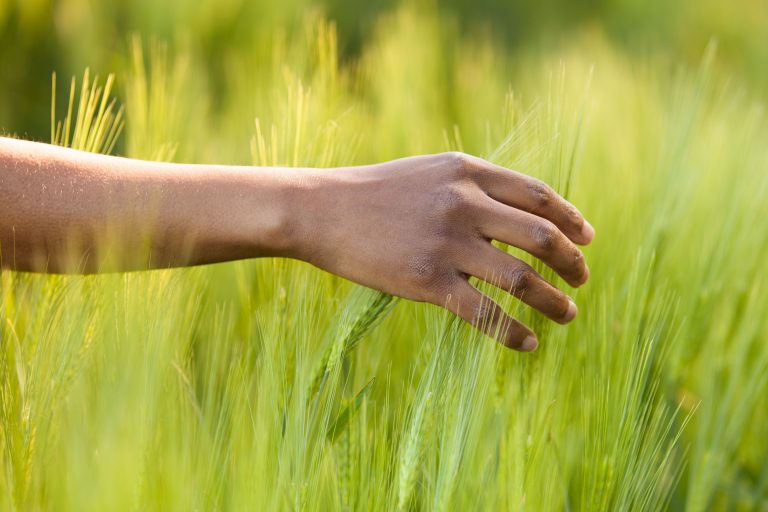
[1,7,767,511]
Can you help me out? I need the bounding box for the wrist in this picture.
[237,167,316,260]
[241,163,372,264]
[268,167,331,262]
[171,164,316,265]
[271,165,366,264]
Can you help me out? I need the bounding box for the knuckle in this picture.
[443,151,474,180]
[432,183,473,220]
[406,252,449,291]
[504,266,533,293]
[565,203,584,228]
[530,220,560,253]
[407,255,438,285]
[528,179,555,210]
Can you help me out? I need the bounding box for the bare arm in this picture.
[0,137,302,271]
[0,136,594,350]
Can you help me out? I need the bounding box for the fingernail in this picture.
[581,220,595,243]
[562,298,578,322]
[520,334,538,352]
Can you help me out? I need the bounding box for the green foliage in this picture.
[50,69,124,154]
[2,5,768,511]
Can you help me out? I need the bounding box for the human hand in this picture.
[289,152,594,351]
[0,138,591,351]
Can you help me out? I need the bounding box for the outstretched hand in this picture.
[290,152,594,351]
[1,139,592,350]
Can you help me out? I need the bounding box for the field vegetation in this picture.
[1,1,767,510]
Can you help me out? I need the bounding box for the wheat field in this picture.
[1,2,768,510]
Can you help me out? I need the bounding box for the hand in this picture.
[291,152,594,351]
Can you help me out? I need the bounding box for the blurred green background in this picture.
[2,1,768,510]
[1,0,767,141]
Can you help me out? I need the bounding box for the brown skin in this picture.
[0,136,594,351]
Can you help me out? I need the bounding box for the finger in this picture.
[439,277,538,351]
[459,242,577,324]
[477,198,589,287]
[465,155,595,245]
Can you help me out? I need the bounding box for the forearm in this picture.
[0,137,305,272]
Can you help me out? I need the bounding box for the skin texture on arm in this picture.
[0,137,303,271]
[0,136,594,351]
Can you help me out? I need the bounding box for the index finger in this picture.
[466,156,595,245]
